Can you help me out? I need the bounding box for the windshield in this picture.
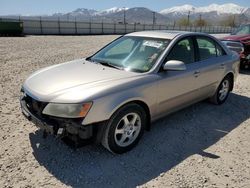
[232,25,250,35]
[89,36,170,73]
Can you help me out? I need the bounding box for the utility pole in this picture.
[152,11,156,26]
[233,14,236,27]
[187,11,190,26]
[123,7,126,24]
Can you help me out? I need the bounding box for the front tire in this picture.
[210,75,232,105]
[102,103,146,154]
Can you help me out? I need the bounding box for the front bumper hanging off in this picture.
[20,94,93,140]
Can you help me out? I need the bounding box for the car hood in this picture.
[23,59,140,102]
[222,34,250,42]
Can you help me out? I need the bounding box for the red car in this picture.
[221,24,250,69]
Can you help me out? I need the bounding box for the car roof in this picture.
[126,30,194,40]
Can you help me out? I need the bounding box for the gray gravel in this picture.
[0,35,250,188]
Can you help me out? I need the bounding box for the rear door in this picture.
[194,36,228,98]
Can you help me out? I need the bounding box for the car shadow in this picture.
[29,93,250,188]
[240,69,250,75]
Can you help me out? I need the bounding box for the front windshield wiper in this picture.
[90,59,124,70]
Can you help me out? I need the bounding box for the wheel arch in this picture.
[110,100,151,131]
[224,72,234,91]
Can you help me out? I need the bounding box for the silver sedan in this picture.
[20,31,240,153]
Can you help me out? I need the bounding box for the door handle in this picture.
[194,70,200,77]
[220,63,225,69]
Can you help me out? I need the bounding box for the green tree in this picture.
[220,15,236,27]
[194,18,208,27]
[177,18,191,27]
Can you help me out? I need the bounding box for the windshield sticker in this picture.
[143,41,163,48]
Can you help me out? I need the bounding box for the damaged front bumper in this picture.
[20,94,93,140]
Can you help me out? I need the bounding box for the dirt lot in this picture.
[0,35,250,188]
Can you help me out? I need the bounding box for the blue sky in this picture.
[0,0,249,15]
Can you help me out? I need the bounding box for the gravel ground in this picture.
[0,35,250,188]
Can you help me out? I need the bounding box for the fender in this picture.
[82,86,155,125]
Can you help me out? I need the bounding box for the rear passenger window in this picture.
[197,37,216,60]
[197,37,226,61]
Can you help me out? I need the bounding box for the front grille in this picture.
[23,94,48,118]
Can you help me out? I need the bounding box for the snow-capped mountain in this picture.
[70,8,97,16]
[160,3,247,15]
[160,4,196,15]
[105,7,169,24]
[57,7,129,17]
[95,7,129,15]
[58,3,249,23]
[53,7,169,24]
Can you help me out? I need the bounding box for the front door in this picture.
[155,37,202,119]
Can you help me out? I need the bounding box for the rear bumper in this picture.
[20,97,93,139]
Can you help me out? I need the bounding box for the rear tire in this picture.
[102,103,146,154]
[210,75,232,105]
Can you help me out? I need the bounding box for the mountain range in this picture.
[3,3,250,25]
[53,3,250,24]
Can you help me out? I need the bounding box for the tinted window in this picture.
[197,37,226,60]
[197,37,217,60]
[167,37,195,64]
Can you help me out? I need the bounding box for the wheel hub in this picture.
[219,80,229,101]
[114,112,142,147]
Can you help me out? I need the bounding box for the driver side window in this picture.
[167,37,195,64]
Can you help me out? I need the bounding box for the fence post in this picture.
[89,21,91,34]
[134,23,136,32]
[40,16,43,34]
[75,17,77,34]
[173,21,176,30]
[101,20,104,34]
[114,22,116,34]
[58,17,61,34]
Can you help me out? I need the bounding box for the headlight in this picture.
[42,102,92,118]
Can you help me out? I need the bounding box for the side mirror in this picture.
[163,60,187,71]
